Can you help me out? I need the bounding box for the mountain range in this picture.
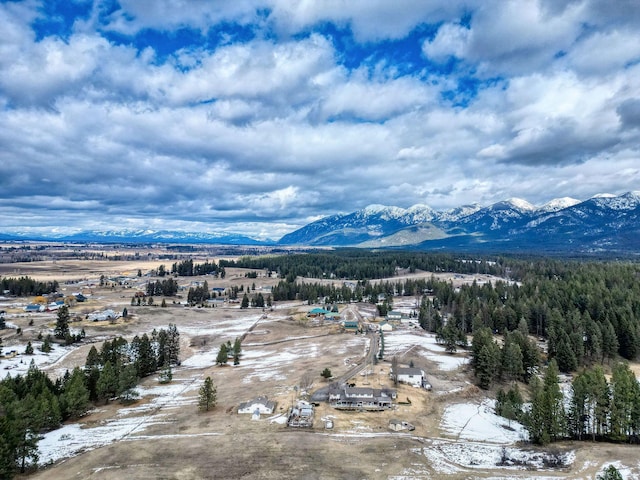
[2,192,639,254]
[0,229,267,246]
[278,192,640,254]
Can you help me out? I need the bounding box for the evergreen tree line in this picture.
[0,325,180,478]
[169,259,225,277]
[271,277,429,304]
[0,363,90,476]
[417,261,640,372]
[470,325,540,389]
[146,278,179,296]
[501,360,640,446]
[0,276,59,297]
[187,280,210,304]
[221,251,504,281]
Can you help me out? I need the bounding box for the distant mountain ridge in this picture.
[2,192,639,253]
[0,229,270,246]
[277,192,640,254]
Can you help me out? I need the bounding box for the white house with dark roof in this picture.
[394,367,427,388]
[328,385,396,410]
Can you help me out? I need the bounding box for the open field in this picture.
[1,254,639,479]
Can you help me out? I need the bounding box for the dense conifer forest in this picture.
[0,324,179,477]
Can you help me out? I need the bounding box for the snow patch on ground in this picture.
[441,399,529,443]
[38,413,169,466]
[1,343,76,378]
[38,374,203,465]
[384,331,468,371]
[238,344,321,382]
[420,440,574,473]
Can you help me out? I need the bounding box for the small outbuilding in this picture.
[389,419,415,432]
[379,321,393,332]
[87,309,118,321]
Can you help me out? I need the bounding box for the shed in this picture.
[389,419,415,431]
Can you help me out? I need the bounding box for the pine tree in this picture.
[167,324,180,365]
[198,376,217,411]
[471,327,493,370]
[502,339,524,382]
[97,360,118,403]
[233,338,242,365]
[525,360,566,444]
[62,368,90,418]
[609,362,640,441]
[241,293,249,309]
[158,362,173,384]
[84,345,101,401]
[525,375,547,444]
[543,359,566,442]
[40,335,52,353]
[601,320,619,363]
[555,329,578,373]
[476,344,499,389]
[54,305,70,340]
[136,333,156,377]
[117,364,139,404]
[597,466,624,480]
[24,342,34,355]
[216,343,228,365]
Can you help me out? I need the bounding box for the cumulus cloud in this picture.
[0,0,639,237]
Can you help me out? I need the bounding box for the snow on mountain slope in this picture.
[538,197,581,213]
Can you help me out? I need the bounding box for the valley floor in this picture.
[1,260,638,479]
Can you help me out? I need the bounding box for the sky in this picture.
[1,0,639,240]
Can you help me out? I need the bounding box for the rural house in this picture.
[394,367,430,389]
[237,396,276,416]
[379,320,393,332]
[328,385,396,410]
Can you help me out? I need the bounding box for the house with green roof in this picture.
[342,320,359,332]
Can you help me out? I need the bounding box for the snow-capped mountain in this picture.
[538,197,581,213]
[4,192,639,254]
[278,192,640,253]
[278,204,436,246]
[2,229,272,245]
